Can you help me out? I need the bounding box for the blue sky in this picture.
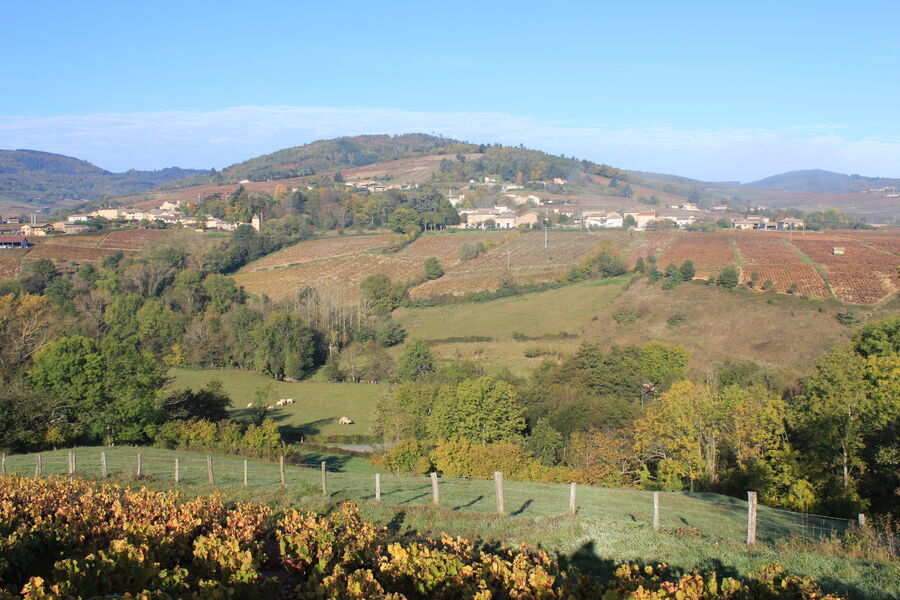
[3,0,899,181]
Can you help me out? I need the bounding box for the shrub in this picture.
[153,418,286,459]
[612,307,638,326]
[423,257,444,280]
[717,266,739,288]
[667,313,687,327]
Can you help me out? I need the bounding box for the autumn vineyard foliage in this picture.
[0,476,848,600]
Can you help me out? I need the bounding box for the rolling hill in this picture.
[745,169,900,194]
[211,133,463,183]
[0,149,207,207]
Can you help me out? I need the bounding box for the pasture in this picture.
[168,367,384,440]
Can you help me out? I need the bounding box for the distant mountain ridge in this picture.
[0,149,208,205]
[744,169,900,194]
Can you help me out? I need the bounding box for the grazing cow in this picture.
[246,403,254,409]
[285,398,295,404]
[266,406,274,411]
[338,416,353,425]
[276,399,285,406]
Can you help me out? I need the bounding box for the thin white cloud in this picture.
[1,105,899,182]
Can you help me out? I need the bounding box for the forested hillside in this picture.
[0,149,207,205]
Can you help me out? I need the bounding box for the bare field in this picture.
[235,229,896,305]
[234,253,422,302]
[409,231,629,299]
[341,153,483,184]
[97,229,173,251]
[0,250,27,279]
[24,243,120,263]
[20,229,182,265]
[241,234,395,273]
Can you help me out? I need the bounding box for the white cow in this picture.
[266,405,274,411]
[246,403,254,409]
[338,416,353,425]
[285,398,295,404]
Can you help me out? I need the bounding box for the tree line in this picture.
[374,319,898,517]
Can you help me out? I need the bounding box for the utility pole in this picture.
[544,225,548,248]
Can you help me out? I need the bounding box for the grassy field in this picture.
[3,447,895,600]
[168,367,384,440]
[393,275,875,376]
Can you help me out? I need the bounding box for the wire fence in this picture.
[0,448,854,546]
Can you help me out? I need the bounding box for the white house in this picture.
[583,211,623,228]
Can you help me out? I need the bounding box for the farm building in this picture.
[0,236,30,249]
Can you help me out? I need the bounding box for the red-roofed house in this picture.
[0,236,30,249]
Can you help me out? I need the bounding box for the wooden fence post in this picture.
[494,471,505,514]
[320,461,328,497]
[1,453,5,475]
[100,451,107,478]
[280,456,286,489]
[67,451,73,475]
[747,491,758,546]
[207,455,214,485]
[569,482,577,515]
[136,453,142,477]
[35,454,42,477]
[430,472,439,505]
[653,492,660,531]
[858,513,867,527]
[243,460,248,487]
[71,452,76,475]
[174,459,180,483]
[375,473,381,502]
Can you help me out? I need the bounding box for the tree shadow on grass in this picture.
[268,415,333,442]
[286,452,353,472]
[452,495,485,511]
[511,499,533,516]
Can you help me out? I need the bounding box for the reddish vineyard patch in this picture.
[660,234,734,278]
[791,239,898,304]
[824,263,897,304]
[740,265,830,298]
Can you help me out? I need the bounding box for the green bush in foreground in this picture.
[0,475,849,599]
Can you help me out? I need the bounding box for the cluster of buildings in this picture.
[14,199,265,238]
[344,180,419,193]
[457,206,543,229]
[730,216,805,230]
